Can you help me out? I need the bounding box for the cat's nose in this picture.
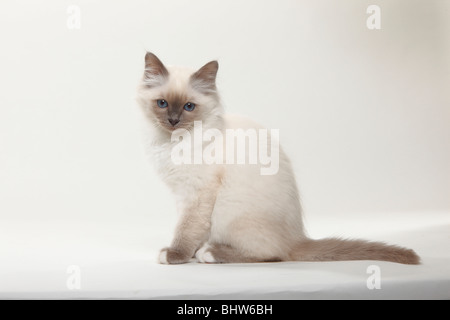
[168,118,180,126]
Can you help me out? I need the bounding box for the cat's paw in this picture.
[195,244,217,263]
[158,247,190,264]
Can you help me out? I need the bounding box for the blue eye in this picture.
[184,102,195,112]
[157,99,168,108]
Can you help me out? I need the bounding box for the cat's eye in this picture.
[157,99,168,108]
[184,102,195,112]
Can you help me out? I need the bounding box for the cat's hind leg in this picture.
[195,243,281,263]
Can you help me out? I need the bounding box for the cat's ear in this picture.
[144,52,169,87]
[190,60,219,94]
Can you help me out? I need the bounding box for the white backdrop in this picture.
[0,0,449,299]
[0,0,448,225]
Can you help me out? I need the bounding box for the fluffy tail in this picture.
[290,238,420,264]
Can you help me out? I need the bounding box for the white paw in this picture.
[158,249,168,264]
[195,244,216,263]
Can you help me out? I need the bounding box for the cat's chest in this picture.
[151,143,213,193]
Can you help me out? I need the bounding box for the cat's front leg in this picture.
[158,192,216,264]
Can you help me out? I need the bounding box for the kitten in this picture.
[137,52,420,265]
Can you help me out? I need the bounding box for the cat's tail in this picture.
[290,238,420,264]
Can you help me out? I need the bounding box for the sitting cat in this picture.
[137,52,420,265]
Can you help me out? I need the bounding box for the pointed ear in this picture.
[144,52,168,87]
[190,60,219,94]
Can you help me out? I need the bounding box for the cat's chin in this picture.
[158,122,192,134]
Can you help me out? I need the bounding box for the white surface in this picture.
[0,212,449,299]
[0,0,449,299]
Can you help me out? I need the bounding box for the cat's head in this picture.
[137,52,223,133]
